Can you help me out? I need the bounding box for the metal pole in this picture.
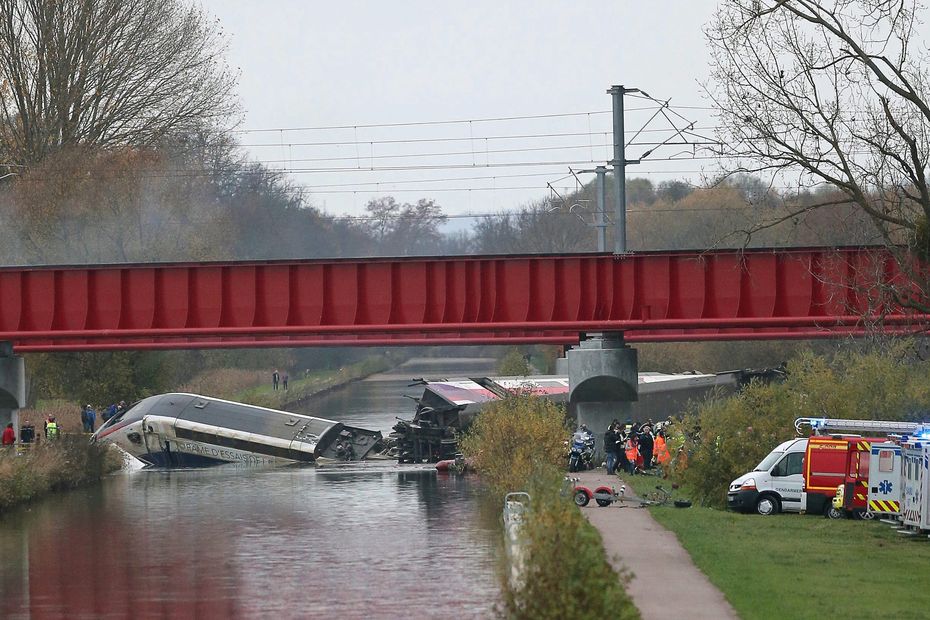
[595,166,607,252]
[609,85,627,254]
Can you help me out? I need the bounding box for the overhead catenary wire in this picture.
[238,126,724,148]
[231,103,720,134]
[256,142,613,166]
[325,204,783,222]
[232,110,612,133]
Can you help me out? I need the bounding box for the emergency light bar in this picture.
[795,417,927,436]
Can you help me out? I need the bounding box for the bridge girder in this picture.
[0,247,925,351]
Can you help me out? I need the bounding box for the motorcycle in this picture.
[568,434,596,472]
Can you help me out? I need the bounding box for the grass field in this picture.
[622,474,930,619]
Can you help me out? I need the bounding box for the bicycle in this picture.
[638,485,671,507]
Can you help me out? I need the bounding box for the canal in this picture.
[0,357,501,619]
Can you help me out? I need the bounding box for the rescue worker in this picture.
[624,434,640,475]
[2,422,15,446]
[654,430,671,476]
[45,416,60,440]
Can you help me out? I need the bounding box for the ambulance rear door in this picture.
[902,443,923,528]
[867,442,902,516]
[922,444,930,531]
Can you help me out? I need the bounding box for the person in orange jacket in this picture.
[654,430,671,476]
[624,434,640,474]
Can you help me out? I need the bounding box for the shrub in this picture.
[459,394,569,496]
[680,382,796,507]
[499,469,639,620]
[462,397,639,619]
[0,436,121,513]
[497,348,532,376]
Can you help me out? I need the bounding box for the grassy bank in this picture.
[461,395,639,620]
[621,475,930,619]
[0,436,122,514]
[182,355,393,409]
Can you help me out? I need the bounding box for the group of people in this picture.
[272,369,289,391]
[1,399,130,448]
[602,419,672,476]
[80,401,126,433]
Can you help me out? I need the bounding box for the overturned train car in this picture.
[93,393,382,467]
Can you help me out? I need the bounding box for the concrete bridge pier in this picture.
[0,342,26,443]
[564,332,637,458]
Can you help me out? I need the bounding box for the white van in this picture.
[727,438,807,515]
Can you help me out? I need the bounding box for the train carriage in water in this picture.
[93,393,382,467]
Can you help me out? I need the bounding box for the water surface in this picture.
[0,357,501,619]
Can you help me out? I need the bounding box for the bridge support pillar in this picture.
[567,332,637,459]
[0,342,26,443]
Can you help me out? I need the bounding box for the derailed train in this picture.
[93,393,382,467]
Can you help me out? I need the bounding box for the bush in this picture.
[0,436,121,513]
[681,382,797,507]
[501,470,639,620]
[460,394,568,496]
[497,348,532,376]
[461,397,639,619]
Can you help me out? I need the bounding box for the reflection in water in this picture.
[0,359,501,619]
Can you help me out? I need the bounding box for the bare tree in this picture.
[707,0,930,310]
[0,0,238,163]
[471,202,594,254]
[363,196,447,256]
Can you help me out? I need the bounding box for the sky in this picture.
[200,1,722,224]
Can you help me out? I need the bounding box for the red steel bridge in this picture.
[0,246,927,352]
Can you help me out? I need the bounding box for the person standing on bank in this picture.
[2,423,14,446]
[83,405,96,433]
[272,369,280,391]
[45,416,59,440]
[282,372,289,391]
[604,422,619,475]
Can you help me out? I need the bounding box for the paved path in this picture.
[575,470,740,620]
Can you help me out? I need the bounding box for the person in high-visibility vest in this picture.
[654,430,672,476]
[45,416,60,440]
[624,435,640,474]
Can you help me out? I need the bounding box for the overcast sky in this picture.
[201,1,722,221]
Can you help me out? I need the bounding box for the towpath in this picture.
[574,470,739,620]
